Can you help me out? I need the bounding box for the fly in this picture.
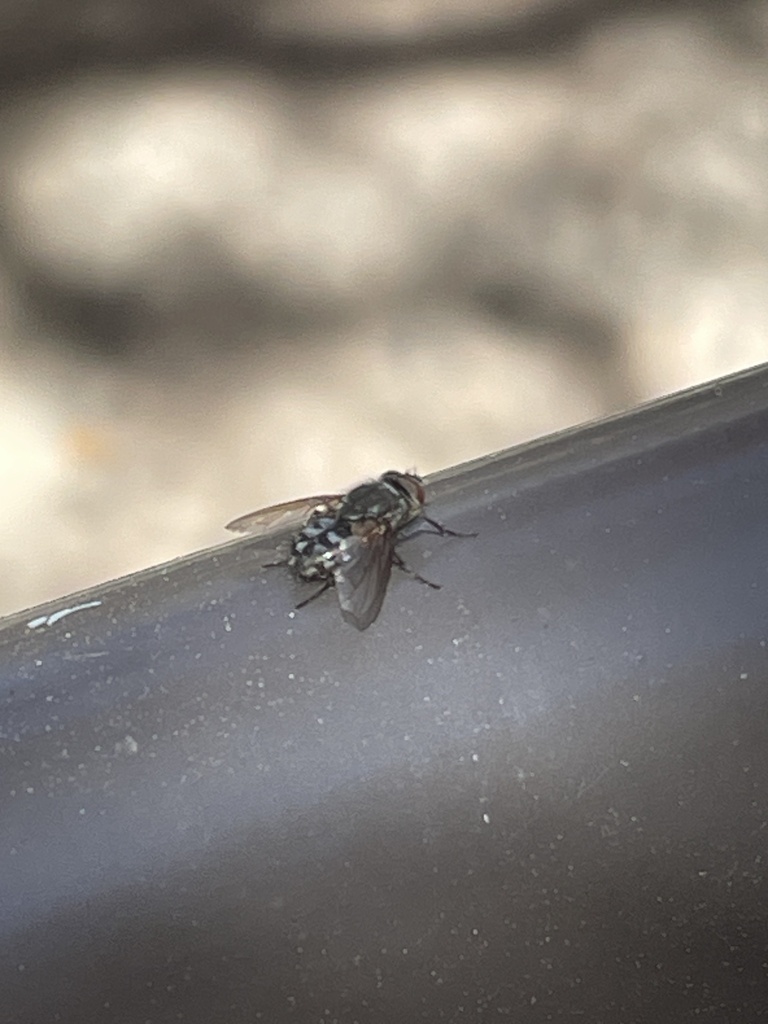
[226,470,474,630]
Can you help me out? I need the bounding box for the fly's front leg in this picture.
[419,515,477,539]
[391,551,441,590]
[398,514,478,542]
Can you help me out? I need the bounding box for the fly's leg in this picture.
[261,543,292,570]
[419,515,477,539]
[421,516,475,540]
[392,551,441,590]
[393,513,475,585]
[295,579,333,610]
[262,555,332,612]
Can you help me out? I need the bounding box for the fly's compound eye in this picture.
[381,471,425,508]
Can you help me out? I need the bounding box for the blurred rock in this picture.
[1,0,768,614]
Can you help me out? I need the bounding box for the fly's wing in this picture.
[333,520,395,630]
[225,496,341,537]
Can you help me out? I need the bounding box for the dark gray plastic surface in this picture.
[3,364,768,1021]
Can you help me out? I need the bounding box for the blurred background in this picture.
[1,0,768,616]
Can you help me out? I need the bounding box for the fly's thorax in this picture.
[339,472,425,529]
[338,482,395,521]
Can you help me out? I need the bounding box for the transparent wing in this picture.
[333,521,396,631]
[225,495,341,537]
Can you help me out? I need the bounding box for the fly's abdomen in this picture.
[290,514,351,581]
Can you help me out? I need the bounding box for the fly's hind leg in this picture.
[392,551,441,590]
[295,578,333,610]
[262,556,332,612]
[262,546,292,570]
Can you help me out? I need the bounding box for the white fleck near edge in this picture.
[27,600,103,630]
